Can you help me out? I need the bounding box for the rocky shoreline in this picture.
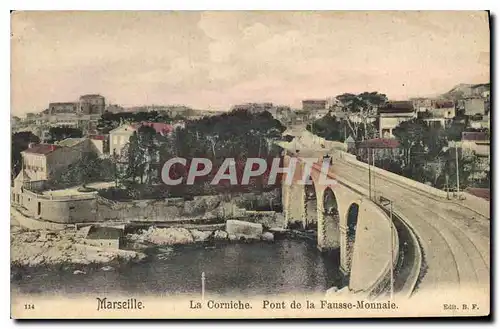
[128,220,277,246]
[11,218,294,269]
[11,225,147,268]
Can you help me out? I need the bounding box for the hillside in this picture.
[442,83,490,100]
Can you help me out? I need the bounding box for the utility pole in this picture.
[379,196,394,301]
[455,144,460,197]
[368,148,372,200]
[389,200,394,301]
[445,174,450,200]
[372,149,376,201]
[201,272,205,301]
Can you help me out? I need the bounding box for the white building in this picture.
[464,98,486,116]
[378,102,416,138]
[109,124,137,156]
[109,122,174,156]
[422,100,456,128]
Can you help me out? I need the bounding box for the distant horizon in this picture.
[11,79,489,118]
[11,11,490,116]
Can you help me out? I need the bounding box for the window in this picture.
[37,202,41,216]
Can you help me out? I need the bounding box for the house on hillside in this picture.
[109,121,174,156]
[302,99,328,112]
[13,137,104,191]
[421,100,456,128]
[87,134,110,155]
[378,101,416,138]
[449,132,490,186]
[356,138,401,163]
[464,98,486,116]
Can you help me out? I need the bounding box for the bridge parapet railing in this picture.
[338,150,449,199]
[363,197,399,299]
[337,150,489,218]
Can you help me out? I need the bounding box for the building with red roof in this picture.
[356,138,402,165]
[19,139,90,182]
[357,138,400,149]
[22,143,60,155]
[132,122,174,135]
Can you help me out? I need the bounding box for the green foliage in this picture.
[306,114,346,142]
[307,113,373,142]
[11,131,40,179]
[111,109,285,198]
[97,111,175,134]
[445,118,468,141]
[119,125,164,184]
[335,92,388,140]
[392,118,488,189]
[50,152,114,188]
[170,109,285,160]
[47,127,83,143]
[443,151,481,190]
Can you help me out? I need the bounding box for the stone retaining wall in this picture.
[13,188,282,224]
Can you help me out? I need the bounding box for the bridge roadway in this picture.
[293,148,490,294]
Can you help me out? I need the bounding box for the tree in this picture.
[306,114,344,141]
[124,132,142,183]
[445,117,468,141]
[118,126,164,184]
[96,111,174,134]
[50,152,113,188]
[110,108,286,196]
[393,119,433,167]
[336,92,388,140]
[443,149,480,190]
[11,131,40,179]
[136,125,160,184]
[47,127,83,143]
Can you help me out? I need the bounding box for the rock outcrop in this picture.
[212,230,228,240]
[131,227,194,245]
[261,232,274,242]
[11,228,146,267]
[226,220,263,239]
[190,229,212,242]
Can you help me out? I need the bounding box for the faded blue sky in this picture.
[11,11,490,115]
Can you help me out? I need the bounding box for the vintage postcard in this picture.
[10,11,490,319]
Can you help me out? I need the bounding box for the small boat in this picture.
[73,270,86,275]
[101,266,114,272]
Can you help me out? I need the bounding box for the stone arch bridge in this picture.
[281,154,397,292]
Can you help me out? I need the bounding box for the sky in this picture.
[11,11,490,116]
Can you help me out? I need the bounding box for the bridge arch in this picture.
[320,187,341,249]
[304,175,317,230]
[345,203,360,274]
